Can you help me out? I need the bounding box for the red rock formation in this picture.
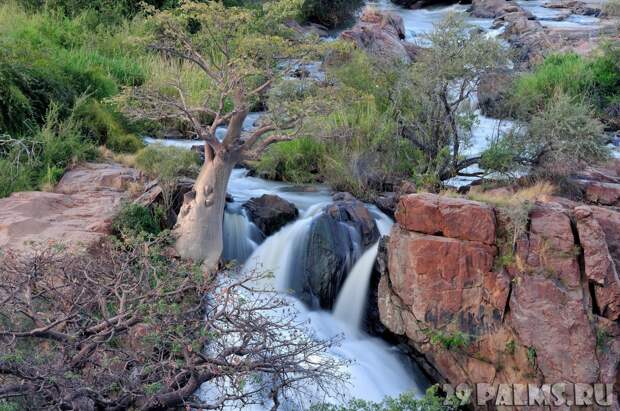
[0,163,142,252]
[379,192,620,404]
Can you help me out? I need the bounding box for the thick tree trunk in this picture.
[174,153,236,273]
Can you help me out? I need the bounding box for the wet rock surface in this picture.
[298,198,380,310]
[242,194,299,236]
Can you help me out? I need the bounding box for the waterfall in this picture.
[243,203,327,291]
[239,203,426,407]
[222,209,261,264]
[332,207,392,332]
[332,242,380,331]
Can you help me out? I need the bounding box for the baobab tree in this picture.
[126,0,316,271]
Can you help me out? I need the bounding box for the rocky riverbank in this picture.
[0,163,142,252]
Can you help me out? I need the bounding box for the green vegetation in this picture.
[428,330,470,351]
[112,203,162,237]
[596,328,611,351]
[0,1,149,196]
[259,14,510,196]
[301,0,363,28]
[0,101,98,197]
[603,0,620,17]
[484,91,608,178]
[312,386,459,411]
[134,145,201,179]
[513,48,620,119]
[505,339,516,356]
[527,346,537,369]
[256,136,324,182]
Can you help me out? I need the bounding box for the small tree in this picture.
[482,91,609,177]
[0,239,346,409]
[124,0,315,271]
[396,13,509,184]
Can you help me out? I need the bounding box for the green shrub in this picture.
[311,386,458,411]
[75,100,143,153]
[0,2,146,137]
[301,0,363,28]
[428,330,470,351]
[485,92,608,177]
[603,0,620,16]
[135,145,201,179]
[135,145,200,216]
[0,157,36,198]
[256,136,324,183]
[112,203,162,236]
[0,101,98,197]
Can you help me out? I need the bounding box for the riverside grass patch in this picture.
[513,49,620,116]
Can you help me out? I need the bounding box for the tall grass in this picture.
[0,101,98,197]
[0,1,147,136]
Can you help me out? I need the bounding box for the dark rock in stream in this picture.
[298,198,380,310]
[242,194,299,236]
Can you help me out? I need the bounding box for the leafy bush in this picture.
[301,0,363,28]
[18,0,183,21]
[256,136,324,183]
[603,0,620,16]
[484,92,608,177]
[311,386,458,411]
[0,101,98,197]
[135,144,200,217]
[0,2,146,138]
[75,100,143,153]
[112,203,162,236]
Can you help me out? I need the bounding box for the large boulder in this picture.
[0,163,142,252]
[545,0,601,16]
[340,8,412,63]
[242,194,299,236]
[469,0,550,67]
[378,192,620,398]
[298,198,380,309]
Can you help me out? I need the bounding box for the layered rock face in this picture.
[378,192,620,398]
[0,163,142,252]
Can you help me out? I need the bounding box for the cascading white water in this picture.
[332,242,380,331]
[240,203,427,406]
[222,209,260,263]
[332,208,394,331]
